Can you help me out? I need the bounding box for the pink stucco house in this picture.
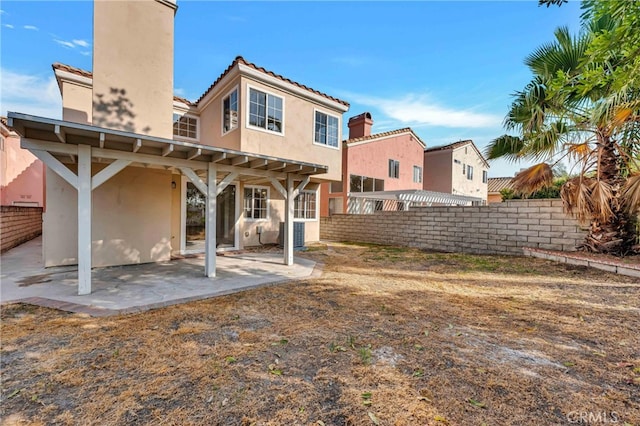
[320,112,426,216]
[0,118,45,208]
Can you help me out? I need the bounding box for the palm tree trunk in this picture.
[581,134,636,255]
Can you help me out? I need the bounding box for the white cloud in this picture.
[23,25,38,31]
[54,39,75,48]
[4,24,14,29]
[72,39,90,47]
[0,68,62,119]
[0,9,5,15]
[80,51,91,56]
[173,87,186,96]
[346,92,502,129]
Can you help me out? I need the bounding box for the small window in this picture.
[388,159,399,179]
[462,163,466,175]
[173,113,198,139]
[294,191,317,219]
[244,186,269,220]
[350,174,362,192]
[350,175,385,192]
[482,170,488,184]
[223,88,238,133]
[454,159,461,164]
[329,180,343,193]
[249,87,283,133]
[413,166,422,183]
[467,165,474,180]
[314,111,339,148]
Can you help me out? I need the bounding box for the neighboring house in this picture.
[487,177,515,204]
[320,112,426,216]
[423,140,489,203]
[0,118,45,207]
[8,0,349,295]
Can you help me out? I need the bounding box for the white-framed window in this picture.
[247,86,284,134]
[349,175,384,192]
[222,87,239,134]
[294,190,317,220]
[413,166,422,183]
[314,110,339,148]
[482,170,488,184]
[467,165,474,180]
[388,159,400,179]
[244,186,269,220]
[173,113,198,140]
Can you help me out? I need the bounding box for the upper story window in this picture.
[244,186,269,220]
[462,163,466,175]
[248,87,283,134]
[294,191,317,220]
[413,166,422,183]
[467,165,474,180]
[388,159,400,179]
[350,175,384,192]
[482,170,488,184]
[173,113,198,140]
[314,111,339,148]
[223,88,238,134]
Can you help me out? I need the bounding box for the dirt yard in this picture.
[1,243,639,425]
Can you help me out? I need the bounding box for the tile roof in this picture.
[195,56,349,107]
[424,139,490,168]
[487,177,514,193]
[424,139,474,153]
[51,63,196,106]
[344,127,426,146]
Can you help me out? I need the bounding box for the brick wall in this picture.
[320,199,587,255]
[1,206,43,253]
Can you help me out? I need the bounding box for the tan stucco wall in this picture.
[93,0,174,138]
[488,193,503,204]
[198,75,242,151]
[43,164,172,268]
[239,78,343,182]
[61,80,92,125]
[449,146,488,201]
[0,133,45,207]
[423,150,452,193]
[170,173,182,253]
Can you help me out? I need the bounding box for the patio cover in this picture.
[8,112,325,295]
[349,190,484,206]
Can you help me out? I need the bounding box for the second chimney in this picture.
[348,112,373,139]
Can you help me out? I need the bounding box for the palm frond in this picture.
[511,163,554,196]
[621,173,640,215]
[561,176,594,223]
[590,179,615,223]
[485,135,524,161]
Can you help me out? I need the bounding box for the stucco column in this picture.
[284,174,295,266]
[77,144,92,295]
[205,162,217,277]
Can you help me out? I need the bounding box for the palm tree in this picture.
[486,18,640,255]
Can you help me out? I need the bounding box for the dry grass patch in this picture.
[1,242,639,425]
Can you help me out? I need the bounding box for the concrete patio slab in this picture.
[0,237,319,316]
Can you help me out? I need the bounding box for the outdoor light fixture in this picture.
[171,181,177,189]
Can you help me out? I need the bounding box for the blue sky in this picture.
[0,1,582,177]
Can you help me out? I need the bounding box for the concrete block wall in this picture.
[1,206,43,253]
[320,199,587,255]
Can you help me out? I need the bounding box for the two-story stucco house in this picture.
[8,0,349,295]
[320,113,426,216]
[423,140,489,203]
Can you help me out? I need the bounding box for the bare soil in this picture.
[1,242,639,425]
